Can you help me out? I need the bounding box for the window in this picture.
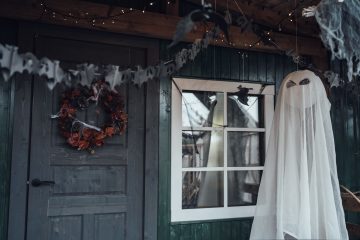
[171,78,275,222]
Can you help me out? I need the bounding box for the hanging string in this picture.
[232,0,248,22]
[295,0,299,71]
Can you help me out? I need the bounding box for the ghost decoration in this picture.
[0,21,213,89]
[121,68,134,84]
[189,40,202,60]
[165,62,176,76]
[38,59,64,90]
[38,57,55,78]
[175,49,188,70]
[78,63,99,87]
[0,45,22,81]
[304,0,360,81]
[105,65,124,90]
[168,3,229,48]
[250,70,348,240]
[21,52,39,74]
[8,47,25,76]
[132,66,148,87]
[159,62,176,78]
[324,70,342,88]
[145,66,156,80]
[0,44,14,70]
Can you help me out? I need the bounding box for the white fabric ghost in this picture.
[250,70,348,240]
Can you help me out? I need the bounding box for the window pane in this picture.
[182,171,224,209]
[227,132,264,167]
[182,91,224,127]
[182,130,224,167]
[227,95,263,128]
[228,170,261,206]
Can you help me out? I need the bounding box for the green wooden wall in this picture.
[0,19,17,240]
[330,60,360,226]
[158,41,299,240]
[0,78,13,240]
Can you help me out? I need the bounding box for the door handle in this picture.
[30,178,55,187]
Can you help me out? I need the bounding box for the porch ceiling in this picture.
[0,0,325,59]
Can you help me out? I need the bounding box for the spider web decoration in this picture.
[314,0,360,82]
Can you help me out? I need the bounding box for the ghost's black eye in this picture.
[299,78,310,85]
[286,80,296,88]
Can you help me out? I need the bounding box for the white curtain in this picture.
[250,70,348,240]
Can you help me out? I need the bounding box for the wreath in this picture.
[52,80,127,154]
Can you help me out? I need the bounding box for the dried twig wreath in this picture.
[51,80,127,154]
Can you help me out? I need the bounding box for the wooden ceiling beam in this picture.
[187,0,320,37]
[0,0,326,57]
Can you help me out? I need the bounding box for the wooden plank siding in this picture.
[330,60,360,226]
[158,40,297,240]
[0,18,358,240]
[0,74,13,240]
[0,18,17,240]
[158,42,360,239]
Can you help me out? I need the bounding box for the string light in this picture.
[38,1,170,28]
[36,0,177,31]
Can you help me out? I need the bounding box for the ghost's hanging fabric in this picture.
[250,70,348,240]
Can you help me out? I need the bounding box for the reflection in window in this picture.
[182,171,224,209]
[227,132,264,167]
[182,91,224,127]
[228,171,261,206]
[182,130,224,168]
[180,88,265,210]
[227,95,263,128]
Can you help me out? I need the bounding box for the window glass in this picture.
[172,79,274,221]
[182,130,224,167]
[182,91,224,127]
[182,171,224,209]
[227,132,264,167]
[227,95,263,128]
[227,170,261,206]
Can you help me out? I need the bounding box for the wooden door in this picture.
[8,24,158,240]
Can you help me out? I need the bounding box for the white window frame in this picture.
[171,77,275,222]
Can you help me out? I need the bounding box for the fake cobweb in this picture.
[314,0,360,81]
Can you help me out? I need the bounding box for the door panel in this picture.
[25,30,148,240]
